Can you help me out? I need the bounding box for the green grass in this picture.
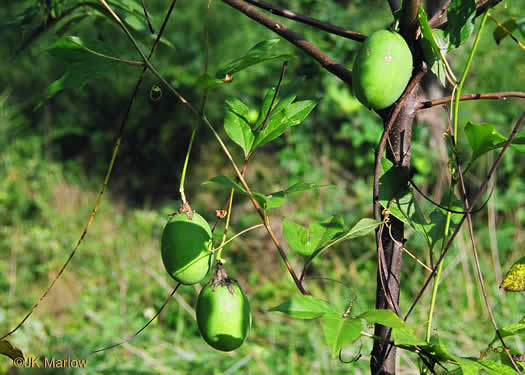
[0,127,523,375]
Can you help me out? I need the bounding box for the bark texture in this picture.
[371,88,417,375]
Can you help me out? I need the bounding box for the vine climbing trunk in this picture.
[371,89,418,375]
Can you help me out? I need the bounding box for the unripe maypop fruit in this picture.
[196,265,251,352]
[161,210,212,285]
[352,30,413,110]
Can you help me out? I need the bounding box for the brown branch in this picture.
[400,0,419,36]
[417,91,525,110]
[371,66,426,375]
[387,0,400,13]
[428,0,452,28]
[373,68,428,223]
[220,0,353,87]
[243,0,366,42]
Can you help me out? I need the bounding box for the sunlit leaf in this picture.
[203,175,248,195]
[359,309,407,329]
[392,327,426,346]
[224,98,255,157]
[216,39,293,78]
[465,122,507,163]
[418,7,450,85]
[270,295,338,319]
[502,256,525,292]
[321,313,363,358]
[283,218,308,255]
[306,218,380,264]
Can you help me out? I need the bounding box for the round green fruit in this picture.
[161,211,212,285]
[352,30,413,110]
[196,280,251,352]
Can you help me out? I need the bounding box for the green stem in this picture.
[453,11,490,140]
[216,189,235,262]
[179,128,196,204]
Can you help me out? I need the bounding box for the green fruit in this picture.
[352,30,413,110]
[161,211,212,285]
[196,280,251,352]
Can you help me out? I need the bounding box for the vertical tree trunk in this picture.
[371,89,417,375]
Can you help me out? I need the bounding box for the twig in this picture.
[220,0,353,87]
[243,0,366,42]
[90,283,181,354]
[408,177,493,215]
[400,0,419,36]
[404,112,525,321]
[427,0,452,27]
[417,91,525,110]
[451,127,522,373]
[372,68,427,320]
[258,61,288,133]
[211,224,265,253]
[488,13,525,50]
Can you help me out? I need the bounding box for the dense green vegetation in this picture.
[1,0,524,373]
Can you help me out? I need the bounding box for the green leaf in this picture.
[216,39,293,78]
[224,99,255,157]
[39,36,121,106]
[195,73,229,90]
[306,218,380,264]
[418,7,449,85]
[253,100,317,149]
[379,160,462,249]
[305,216,345,255]
[254,80,302,130]
[338,218,380,240]
[264,183,336,210]
[465,122,507,163]
[321,313,363,358]
[423,191,464,249]
[283,218,308,256]
[502,256,525,292]
[392,327,426,346]
[205,177,332,211]
[203,175,249,195]
[478,360,521,375]
[285,182,335,194]
[445,0,477,49]
[421,338,493,374]
[270,295,338,319]
[285,216,344,258]
[359,309,408,329]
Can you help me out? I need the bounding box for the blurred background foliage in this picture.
[0,0,524,374]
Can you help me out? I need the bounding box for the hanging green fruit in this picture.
[352,30,413,110]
